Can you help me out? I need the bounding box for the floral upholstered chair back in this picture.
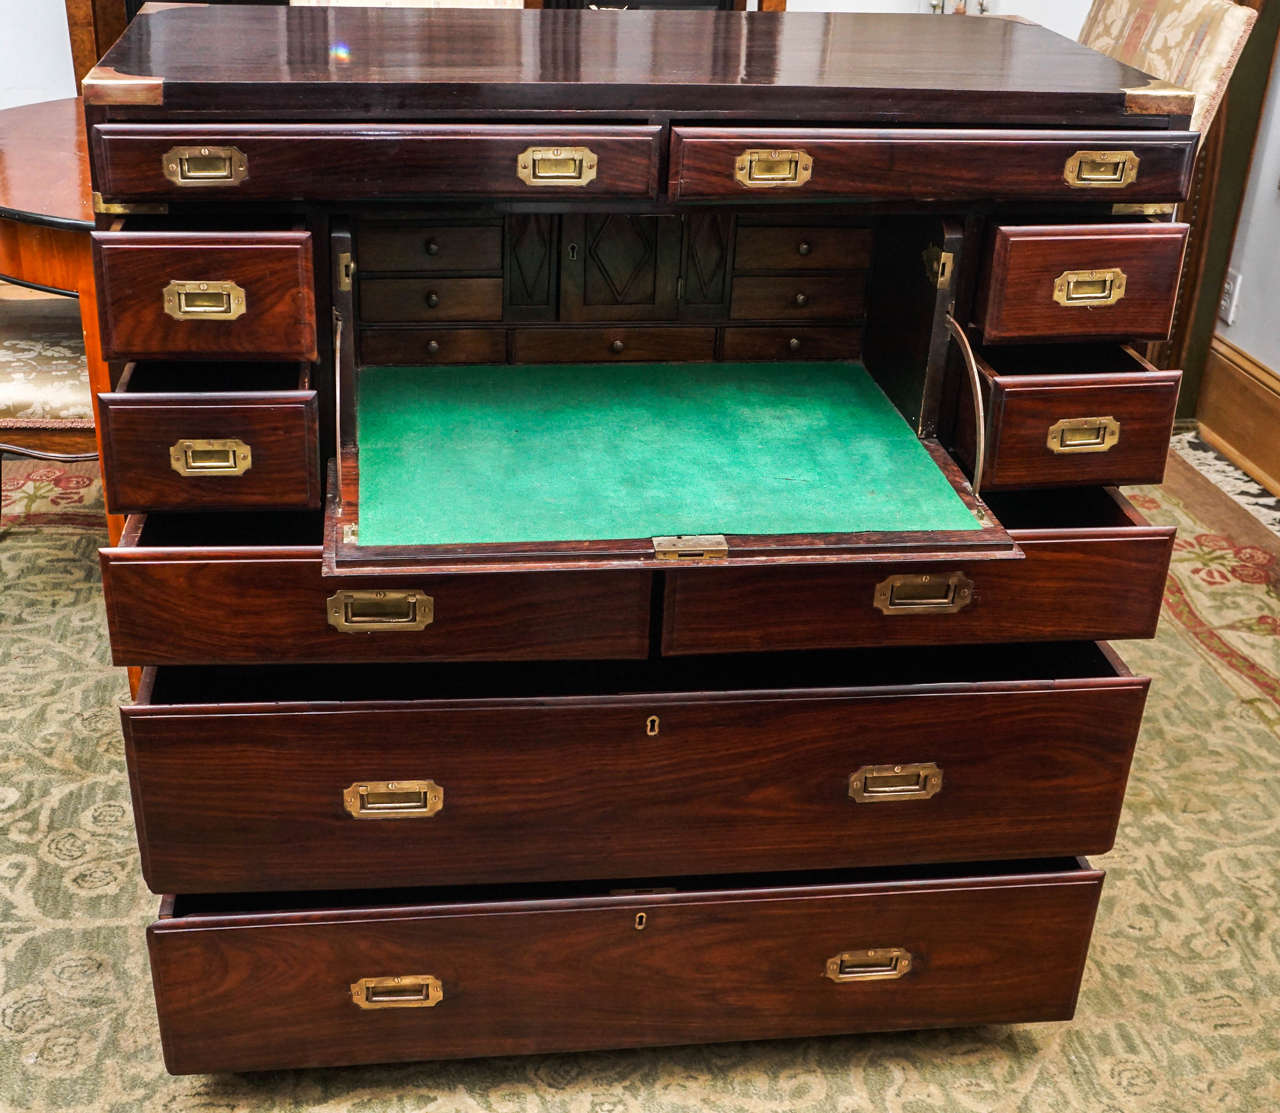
[1080,0,1257,136]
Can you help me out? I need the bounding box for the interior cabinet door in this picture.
[560,213,682,321]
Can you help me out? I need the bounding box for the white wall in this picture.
[772,0,1089,40]
[0,0,76,110]
[1218,72,1280,372]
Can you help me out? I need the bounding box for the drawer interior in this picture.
[164,857,1093,919]
[117,360,309,394]
[976,342,1154,378]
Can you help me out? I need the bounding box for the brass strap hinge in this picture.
[92,191,168,215]
[653,534,728,561]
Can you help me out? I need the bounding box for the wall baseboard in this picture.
[1197,335,1280,497]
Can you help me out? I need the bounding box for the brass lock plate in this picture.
[343,779,443,820]
[168,438,252,477]
[825,948,912,983]
[350,974,443,1010]
[1053,268,1127,308]
[163,280,247,321]
[517,146,598,187]
[734,148,813,189]
[873,572,973,615]
[161,145,248,187]
[1047,416,1121,454]
[849,762,943,803]
[653,534,728,561]
[1064,149,1139,189]
[326,590,434,633]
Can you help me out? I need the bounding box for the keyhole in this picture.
[567,243,579,261]
[646,715,660,736]
[634,913,647,931]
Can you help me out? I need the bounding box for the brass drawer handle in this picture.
[1053,268,1127,308]
[873,572,973,615]
[168,438,251,477]
[343,779,443,820]
[734,148,813,189]
[1064,149,1139,189]
[163,280,246,321]
[849,762,943,803]
[350,974,443,1010]
[517,145,598,187]
[161,145,248,187]
[825,948,912,983]
[326,590,434,633]
[1047,416,1121,454]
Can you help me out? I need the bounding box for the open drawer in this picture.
[98,361,320,513]
[148,859,1104,1073]
[125,642,1145,894]
[949,341,1181,490]
[663,486,1173,654]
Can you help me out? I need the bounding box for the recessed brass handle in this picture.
[517,145,598,187]
[874,572,973,615]
[350,975,443,1010]
[1053,268,1127,308]
[734,148,813,189]
[825,948,912,983]
[161,145,248,187]
[343,779,443,820]
[849,762,943,803]
[1064,149,1140,189]
[1047,416,1121,454]
[162,280,247,322]
[168,438,252,477]
[326,590,434,633]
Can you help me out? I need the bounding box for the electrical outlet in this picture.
[1219,267,1243,326]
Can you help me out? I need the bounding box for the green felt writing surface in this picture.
[357,361,980,547]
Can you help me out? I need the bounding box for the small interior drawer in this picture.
[92,229,316,361]
[359,277,503,323]
[125,641,1145,894]
[148,858,1104,1073]
[511,327,716,364]
[357,224,502,274]
[951,342,1182,490]
[975,222,1189,344]
[733,226,872,272]
[730,274,867,321]
[98,361,319,513]
[722,326,863,362]
[360,328,507,366]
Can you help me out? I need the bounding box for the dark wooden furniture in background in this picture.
[84,6,1194,1075]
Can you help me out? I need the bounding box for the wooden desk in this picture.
[85,6,1192,1076]
[0,97,120,540]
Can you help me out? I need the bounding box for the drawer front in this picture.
[722,326,863,361]
[954,353,1182,490]
[977,224,1189,343]
[358,225,503,274]
[360,329,507,366]
[670,128,1196,201]
[126,659,1144,893]
[512,327,716,363]
[100,527,651,665]
[663,490,1173,655]
[730,275,866,321]
[93,232,317,361]
[98,371,320,514]
[734,226,872,272]
[360,278,503,323]
[149,862,1104,1073]
[93,124,663,200]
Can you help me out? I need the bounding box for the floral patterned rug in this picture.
[1,452,1278,1113]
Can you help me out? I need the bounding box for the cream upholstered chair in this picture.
[1079,0,1257,136]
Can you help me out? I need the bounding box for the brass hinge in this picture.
[342,522,358,544]
[337,251,355,292]
[923,246,955,290]
[92,191,168,215]
[653,534,728,561]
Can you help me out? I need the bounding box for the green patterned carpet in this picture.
[2,454,1279,1112]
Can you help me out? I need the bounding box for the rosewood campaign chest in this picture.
[84,5,1192,1075]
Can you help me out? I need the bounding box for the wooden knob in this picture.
[797,241,812,256]
[788,337,801,352]
[426,291,440,308]
[793,293,809,308]
[427,340,440,354]
[425,238,440,256]
[610,339,625,353]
